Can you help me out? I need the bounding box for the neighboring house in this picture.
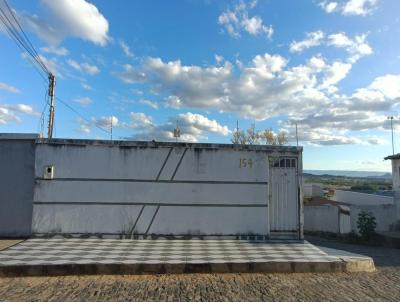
[304,157,400,234]
[303,184,324,198]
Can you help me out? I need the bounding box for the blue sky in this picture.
[1,0,400,172]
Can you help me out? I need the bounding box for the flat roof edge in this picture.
[35,137,303,152]
[0,133,40,140]
[384,154,400,160]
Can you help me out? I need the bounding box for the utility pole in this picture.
[388,116,394,155]
[47,73,56,139]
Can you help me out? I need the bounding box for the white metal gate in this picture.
[269,157,299,238]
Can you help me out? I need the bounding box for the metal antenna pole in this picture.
[47,73,56,139]
[295,122,299,147]
[388,116,394,155]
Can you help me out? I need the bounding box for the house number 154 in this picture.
[239,158,253,168]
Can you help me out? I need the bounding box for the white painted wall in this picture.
[391,159,400,190]
[349,204,397,233]
[332,190,393,206]
[303,184,324,198]
[390,159,400,220]
[304,205,351,234]
[32,141,302,237]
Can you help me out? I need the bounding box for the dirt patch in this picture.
[0,270,399,302]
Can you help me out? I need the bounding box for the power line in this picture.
[2,0,49,74]
[56,96,110,134]
[0,0,49,76]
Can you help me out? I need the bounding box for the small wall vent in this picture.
[44,165,55,179]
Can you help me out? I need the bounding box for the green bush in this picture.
[357,211,376,241]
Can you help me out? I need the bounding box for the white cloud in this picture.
[128,112,153,127]
[290,31,325,53]
[290,31,372,64]
[139,99,159,110]
[73,97,92,107]
[327,32,373,62]
[67,59,100,75]
[40,46,69,56]
[0,82,21,94]
[81,82,92,91]
[368,74,400,100]
[319,1,339,13]
[93,116,118,129]
[343,0,378,16]
[116,64,146,84]
[76,118,91,134]
[0,103,38,124]
[218,1,273,39]
[21,52,59,76]
[126,112,230,142]
[320,61,352,89]
[120,41,134,58]
[118,53,400,145]
[21,0,109,46]
[319,0,378,16]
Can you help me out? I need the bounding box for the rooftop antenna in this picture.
[388,116,394,155]
[295,122,299,147]
[173,119,180,142]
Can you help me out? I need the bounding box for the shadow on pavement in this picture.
[306,235,400,268]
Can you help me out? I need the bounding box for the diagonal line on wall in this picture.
[129,205,145,238]
[156,148,173,180]
[171,148,187,180]
[144,205,161,236]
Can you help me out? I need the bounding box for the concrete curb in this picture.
[0,259,374,277]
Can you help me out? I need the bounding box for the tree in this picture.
[260,128,276,145]
[231,129,247,145]
[276,131,288,145]
[231,125,288,146]
[357,211,376,241]
[246,124,260,145]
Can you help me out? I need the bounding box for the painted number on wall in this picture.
[239,158,253,168]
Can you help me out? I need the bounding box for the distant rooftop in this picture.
[384,154,400,160]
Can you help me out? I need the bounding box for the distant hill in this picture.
[304,170,392,179]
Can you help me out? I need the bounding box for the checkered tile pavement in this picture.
[0,239,341,266]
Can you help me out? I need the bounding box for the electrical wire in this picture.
[56,96,111,134]
[1,1,108,139]
[0,1,49,74]
[2,0,49,74]
[0,0,50,76]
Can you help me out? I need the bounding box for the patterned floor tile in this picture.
[0,239,342,266]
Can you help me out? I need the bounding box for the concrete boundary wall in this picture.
[0,134,38,237]
[304,205,351,234]
[32,140,302,237]
[332,190,393,206]
[349,204,397,233]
